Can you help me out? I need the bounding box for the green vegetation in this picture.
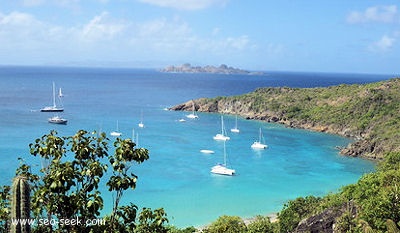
[278,151,400,233]
[0,186,10,233]
[201,215,276,233]
[191,78,400,159]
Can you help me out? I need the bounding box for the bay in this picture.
[0,66,389,227]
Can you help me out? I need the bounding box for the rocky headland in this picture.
[170,78,400,159]
[160,63,262,75]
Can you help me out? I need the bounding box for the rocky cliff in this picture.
[294,202,356,233]
[170,79,400,159]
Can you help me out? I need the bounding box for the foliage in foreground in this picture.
[202,215,276,233]
[0,130,171,233]
[276,151,400,233]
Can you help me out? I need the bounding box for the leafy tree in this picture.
[167,225,197,233]
[15,130,151,233]
[134,207,169,233]
[107,137,149,229]
[203,215,247,233]
[246,215,275,233]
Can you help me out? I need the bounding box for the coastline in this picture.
[169,98,368,158]
[169,79,400,160]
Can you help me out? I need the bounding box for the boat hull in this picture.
[200,149,215,154]
[186,114,198,119]
[110,132,122,137]
[211,164,235,176]
[213,134,230,141]
[48,117,67,124]
[41,108,64,112]
[230,128,240,133]
[251,142,268,149]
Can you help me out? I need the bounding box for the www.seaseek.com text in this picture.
[11,217,106,227]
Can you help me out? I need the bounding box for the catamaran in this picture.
[230,115,240,133]
[110,121,122,137]
[251,128,268,149]
[213,116,230,141]
[211,141,235,176]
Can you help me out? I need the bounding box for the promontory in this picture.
[170,78,400,159]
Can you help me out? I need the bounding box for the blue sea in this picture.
[0,66,391,227]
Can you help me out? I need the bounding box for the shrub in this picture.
[246,215,275,233]
[203,215,247,233]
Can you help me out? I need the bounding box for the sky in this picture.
[0,0,400,74]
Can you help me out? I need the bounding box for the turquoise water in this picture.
[0,67,384,227]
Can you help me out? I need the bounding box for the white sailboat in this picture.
[230,115,240,133]
[251,128,268,149]
[110,121,122,137]
[211,141,235,176]
[213,116,230,141]
[138,110,145,128]
[41,82,64,112]
[58,88,64,98]
[186,101,198,119]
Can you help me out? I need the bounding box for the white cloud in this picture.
[347,5,398,24]
[0,9,254,66]
[80,12,126,42]
[368,35,396,52]
[137,0,228,10]
[0,11,48,45]
[0,11,40,26]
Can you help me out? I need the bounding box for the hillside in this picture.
[170,78,400,159]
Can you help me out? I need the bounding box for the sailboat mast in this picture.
[223,140,227,166]
[52,82,56,108]
[221,116,224,135]
[235,115,238,128]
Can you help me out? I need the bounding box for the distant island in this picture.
[160,63,263,75]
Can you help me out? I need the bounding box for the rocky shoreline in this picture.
[169,98,378,159]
